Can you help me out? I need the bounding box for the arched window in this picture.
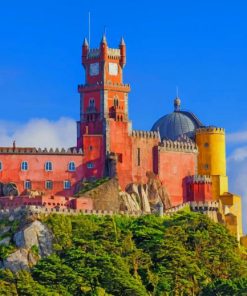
[68,161,76,172]
[45,180,53,189]
[21,161,28,171]
[89,98,95,107]
[45,161,53,171]
[64,180,71,189]
[0,161,2,171]
[24,180,32,190]
[114,97,119,107]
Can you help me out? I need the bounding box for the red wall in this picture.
[185,182,212,202]
[158,150,197,206]
[108,120,132,190]
[131,136,159,185]
[0,153,83,196]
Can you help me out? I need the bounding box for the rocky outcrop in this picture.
[14,220,53,257]
[119,191,141,212]
[1,220,53,273]
[120,172,171,213]
[3,249,30,272]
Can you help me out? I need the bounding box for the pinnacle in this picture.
[120,36,125,46]
[83,37,89,47]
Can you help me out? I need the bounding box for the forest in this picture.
[0,210,247,295]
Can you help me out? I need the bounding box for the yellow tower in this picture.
[196,127,228,200]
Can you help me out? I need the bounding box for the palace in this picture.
[0,34,243,239]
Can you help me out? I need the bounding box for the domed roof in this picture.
[151,98,204,141]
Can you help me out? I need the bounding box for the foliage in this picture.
[1,211,247,295]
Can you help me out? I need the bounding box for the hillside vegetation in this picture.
[0,211,247,295]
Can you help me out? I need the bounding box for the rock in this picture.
[119,191,141,212]
[3,249,30,272]
[125,184,151,213]
[14,220,53,257]
[0,237,11,246]
[122,172,172,214]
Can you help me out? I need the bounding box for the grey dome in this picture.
[151,100,203,141]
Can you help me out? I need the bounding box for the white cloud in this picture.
[227,131,247,144]
[0,117,76,149]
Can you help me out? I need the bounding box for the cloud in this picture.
[0,117,76,149]
[227,130,247,144]
[227,129,247,234]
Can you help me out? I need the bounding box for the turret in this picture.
[119,37,126,67]
[100,34,108,60]
[82,38,89,67]
[196,127,228,199]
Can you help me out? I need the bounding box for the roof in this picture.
[151,106,204,141]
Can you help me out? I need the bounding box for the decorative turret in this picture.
[119,37,126,67]
[82,38,89,67]
[100,34,108,59]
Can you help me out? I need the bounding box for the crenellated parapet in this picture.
[159,139,198,153]
[0,147,83,155]
[186,175,212,184]
[131,130,160,139]
[86,47,121,60]
[165,201,219,214]
[196,126,225,135]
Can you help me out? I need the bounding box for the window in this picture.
[137,148,141,166]
[24,180,32,190]
[68,161,76,172]
[87,162,94,169]
[45,161,53,171]
[0,161,2,171]
[89,98,95,107]
[21,161,28,171]
[89,145,93,151]
[45,180,53,190]
[204,142,209,148]
[64,180,71,189]
[204,164,209,170]
[114,97,119,107]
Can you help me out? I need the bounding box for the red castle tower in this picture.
[77,35,131,182]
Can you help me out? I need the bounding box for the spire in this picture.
[101,33,107,44]
[83,37,89,47]
[174,97,181,112]
[120,36,125,46]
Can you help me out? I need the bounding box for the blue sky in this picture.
[0,1,247,229]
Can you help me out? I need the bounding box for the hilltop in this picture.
[0,210,247,295]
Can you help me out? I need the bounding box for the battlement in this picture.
[131,130,160,139]
[196,126,225,134]
[86,47,121,60]
[0,205,142,218]
[187,175,212,184]
[88,48,100,58]
[0,147,83,155]
[107,48,121,58]
[165,201,219,214]
[159,140,198,153]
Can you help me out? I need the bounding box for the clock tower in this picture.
[77,35,131,180]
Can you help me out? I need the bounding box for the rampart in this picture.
[0,147,83,155]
